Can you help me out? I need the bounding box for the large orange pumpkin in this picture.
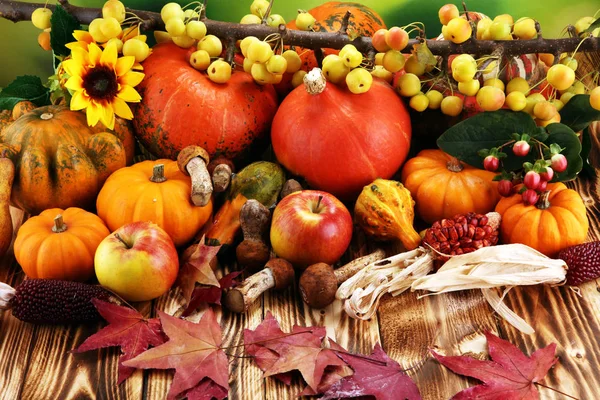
[0,105,134,215]
[133,43,279,160]
[495,183,589,257]
[401,149,500,223]
[271,73,411,201]
[14,207,110,281]
[96,160,213,247]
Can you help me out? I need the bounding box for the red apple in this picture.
[94,221,179,301]
[270,190,353,269]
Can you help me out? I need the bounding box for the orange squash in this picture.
[14,207,110,281]
[96,160,213,247]
[495,183,589,257]
[287,2,386,72]
[401,149,500,224]
[0,105,135,215]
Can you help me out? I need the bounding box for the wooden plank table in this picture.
[1,164,600,399]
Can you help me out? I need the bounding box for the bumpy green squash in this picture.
[205,161,285,246]
[0,105,133,215]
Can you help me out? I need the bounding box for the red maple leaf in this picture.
[182,271,243,317]
[178,238,221,304]
[123,309,229,400]
[244,311,346,392]
[72,299,166,384]
[431,331,557,400]
[321,343,421,400]
[183,378,228,400]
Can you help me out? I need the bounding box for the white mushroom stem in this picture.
[336,247,434,320]
[334,249,387,284]
[224,268,275,313]
[0,282,15,310]
[212,163,232,193]
[187,158,213,207]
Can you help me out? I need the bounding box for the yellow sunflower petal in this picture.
[66,41,86,51]
[99,103,116,130]
[61,59,86,78]
[65,75,84,91]
[71,47,90,66]
[73,30,93,43]
[120,71,145,87]
[70,90,91,111]
[111,97,134,120]
[88,43,103,66]
[86,102,101,127]
[100,41,119,68]
[117,85,142,102]
[115,56,136,77]
[132,62,144,71]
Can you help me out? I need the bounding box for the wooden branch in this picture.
[0,0,599,57]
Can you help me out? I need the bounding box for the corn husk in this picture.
[411,244,567,334]
[336,247,434,320]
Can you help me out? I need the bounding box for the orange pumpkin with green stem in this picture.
[96,160,213,248]
[0,105,135,215]
[401,149,500,224]
[495,183,588,257]
[14,207,110,281]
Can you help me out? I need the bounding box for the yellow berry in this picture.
[506,77,530,95]
[484,78,505,91]
[161,3,184,22]
[458,79,481,96]
[396,73,421,97]
[426,90,444,109]
[410,93,429,112]
[207,60,232,84]
[346,68,373,94]
[32,8,52,30]
[240,14,262,24]
[198,35,223,57]
[370,65,393,83]
[441,95,464,116]
[445,17,472,44]
[505,91,527,111]
[186,20,207,40]
[282,50,302,73]
[102,0,126,23]
[172,35,196,49]
[190,49,211,70]
[291,70,307,87]
[296,11,316,31]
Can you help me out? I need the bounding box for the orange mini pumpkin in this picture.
[14,207,110,281]
[96,160,213,247]
[495,182,589,257]
[401,149,500,224]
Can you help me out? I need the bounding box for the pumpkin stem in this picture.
[52,215,67,233]
[446,157,464,172]
[150,164,167,183]
[304,68,326,95]
[536,190,551,209]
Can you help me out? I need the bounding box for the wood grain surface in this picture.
[1,164,600,399]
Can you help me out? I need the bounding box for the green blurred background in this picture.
[1,0,598,86]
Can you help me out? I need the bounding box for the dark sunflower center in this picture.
[83,66,118,100]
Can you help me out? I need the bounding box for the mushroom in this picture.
[224,258,294,313]
[299,249,386,309]
[207,156,235,193]
[177,145,213,206]
[236,199,271,271]
[280,179,302,199]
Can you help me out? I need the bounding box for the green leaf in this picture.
[50,5,81,57]
[414,43,437,67]
[584,17,600,33]
[544,123,582,181]
[559,94,600,132]
[0,75,50,110]
[436,110,538,170]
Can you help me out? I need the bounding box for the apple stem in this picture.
[114,233,132,249]
[52,215,67,233]
[313,195,323,214]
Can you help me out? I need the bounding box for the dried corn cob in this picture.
[0,279,118,324]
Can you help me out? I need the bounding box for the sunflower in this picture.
[62,41,144,129]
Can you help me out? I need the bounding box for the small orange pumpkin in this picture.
[14,207,110,281]
[495,183,589,257]
[96,160,213,247]
[401,149,500,224]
